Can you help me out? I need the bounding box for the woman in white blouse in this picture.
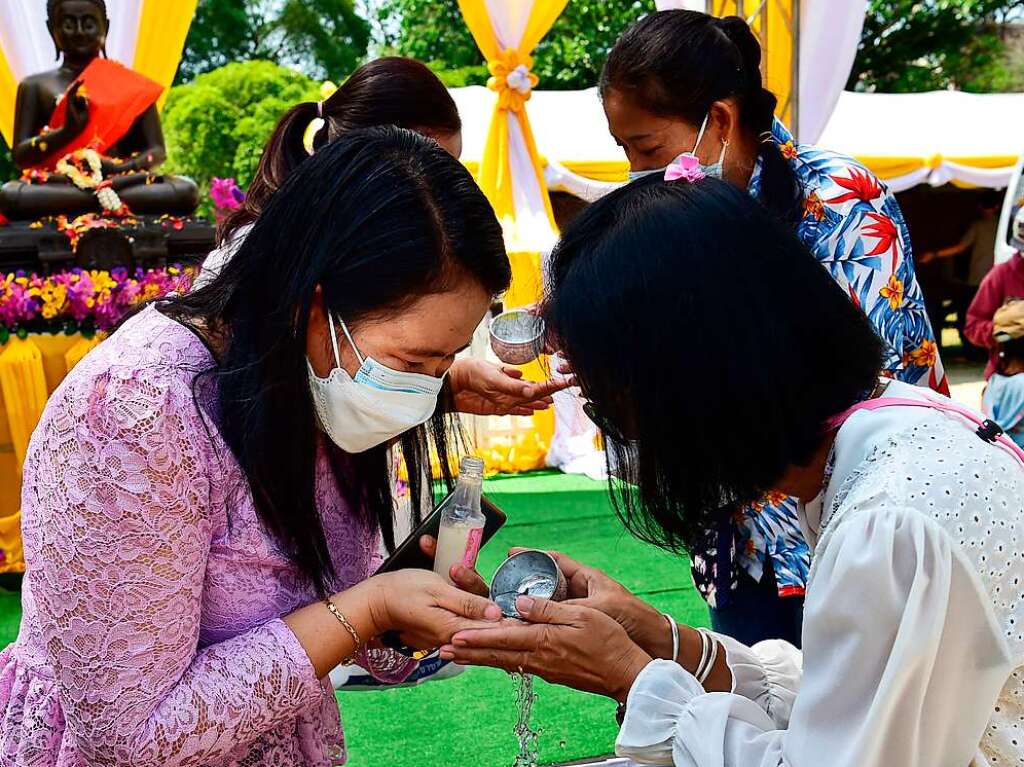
[440,176,1024,767]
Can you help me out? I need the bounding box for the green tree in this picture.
[162,60,319,215]
[177,0,370,84]
[376,0,647,90]
[849,0,1024,92]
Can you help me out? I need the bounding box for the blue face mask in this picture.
[627,114,727,183]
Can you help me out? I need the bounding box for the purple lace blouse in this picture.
[0,306,414,766]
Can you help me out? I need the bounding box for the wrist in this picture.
[610,645,651,703]
[331,579,387,640]
[630,603,675,660]
[357,574,395,636]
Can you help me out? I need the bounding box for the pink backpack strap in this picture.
[831,396,1024,469]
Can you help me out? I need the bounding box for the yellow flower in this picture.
[909,339,938,368]
[879,274,904,311]
[487,49,539,113]
[38,282,67,319]
[803,192,825,222]
[780,140,798,160]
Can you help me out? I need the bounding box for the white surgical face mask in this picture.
[307,313,444,453]
[627,114,727,183]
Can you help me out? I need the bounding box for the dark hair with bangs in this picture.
[542,177,882,554]
[164,127,509,594]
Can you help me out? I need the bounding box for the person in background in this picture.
[598,10,946,648]
[195,56,565,425]
[920,193,1003,352]
[965,206,1024,379]
[0,128,510,767]
[982,301,1024,448]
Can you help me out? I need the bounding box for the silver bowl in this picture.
[489,549,568,619]
[489,309,545,365]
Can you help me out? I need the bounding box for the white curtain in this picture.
[799,0,867,143]
[0,0,142,81]
[653,0,868,144]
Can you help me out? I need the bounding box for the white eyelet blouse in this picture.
[616,380,1023,767]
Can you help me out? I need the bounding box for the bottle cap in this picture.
[459,456,485,478]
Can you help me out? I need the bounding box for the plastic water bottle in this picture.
[433,456,486,584]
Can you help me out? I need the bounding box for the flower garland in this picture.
[54,148,130,216]
[0,264,195,343]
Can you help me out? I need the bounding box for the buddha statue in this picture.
[0,0,199,221]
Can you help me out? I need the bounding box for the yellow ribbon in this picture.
[487,50,539,113]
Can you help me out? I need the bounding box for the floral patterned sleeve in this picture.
[20,365,324,767]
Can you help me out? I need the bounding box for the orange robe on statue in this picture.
[36,57,163,170]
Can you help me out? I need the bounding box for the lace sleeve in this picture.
[21,365,324,767]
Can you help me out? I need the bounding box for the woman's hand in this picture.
[365,569,503,650]
[448,358,569,416]
[440,597,652,702]
[515,549,675,661]
[419,535,490,597]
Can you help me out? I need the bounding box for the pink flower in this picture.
[664,153,706,183]
[210,177,245,211]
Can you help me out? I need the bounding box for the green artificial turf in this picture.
[0,471,709,767]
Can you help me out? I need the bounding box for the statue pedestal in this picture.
[0,214,215,274]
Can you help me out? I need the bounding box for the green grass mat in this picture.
[0,471,708,767]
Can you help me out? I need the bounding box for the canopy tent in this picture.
[453,87,1024,194]
[817,90,1024,192]
[0,0,198,145]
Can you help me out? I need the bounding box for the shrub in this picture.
[162,60,319,215]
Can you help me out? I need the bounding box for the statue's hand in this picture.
[63,82,90,136]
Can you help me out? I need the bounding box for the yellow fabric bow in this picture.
[487,50,539,113]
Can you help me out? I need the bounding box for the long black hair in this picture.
[222,57,462,241]
[542,177,881,554]
[601,11,803,226]
[165,127,509,594]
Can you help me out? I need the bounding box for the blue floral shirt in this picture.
[691,122,948,607]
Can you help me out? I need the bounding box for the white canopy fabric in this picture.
[452,87,1024,195]
[817,90,1024,192]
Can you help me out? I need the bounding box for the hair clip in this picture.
[316,100,324,119]
[664,153,705,183]
[759,131,776,145]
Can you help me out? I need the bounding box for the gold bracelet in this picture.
[324,597,362,666]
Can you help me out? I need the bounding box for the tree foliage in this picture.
[849,0,1024,92]
[162,60,319,213]
[375,0,647,90]
[176,0,370,84]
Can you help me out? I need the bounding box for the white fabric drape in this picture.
[507,111,558,253]
[0,0,142,81]
[799,0,867,143]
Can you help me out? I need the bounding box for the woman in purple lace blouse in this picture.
[0,128,517,766]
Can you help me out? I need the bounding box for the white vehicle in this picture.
[996,148,1024,264]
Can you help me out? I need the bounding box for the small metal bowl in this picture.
[489,549,568,619]
[489,309,545,365]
